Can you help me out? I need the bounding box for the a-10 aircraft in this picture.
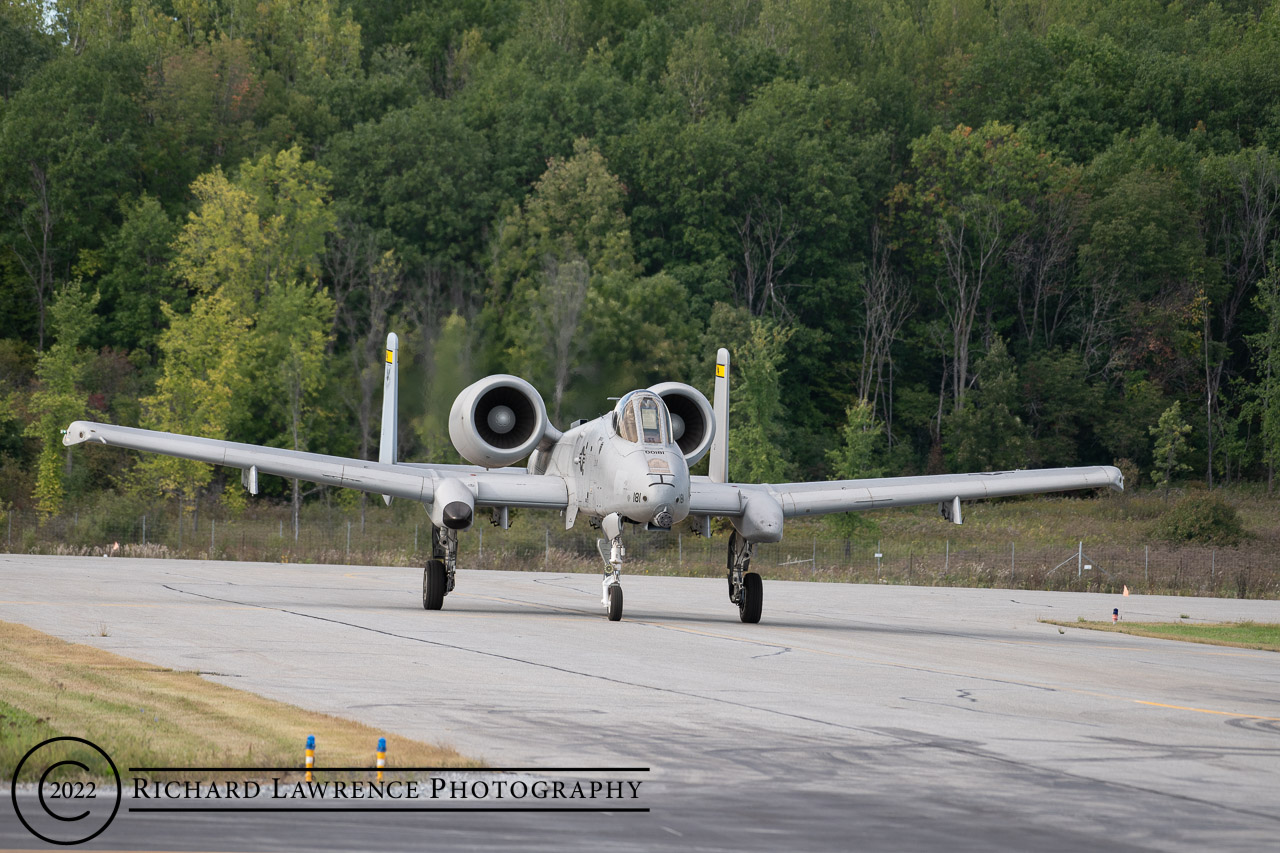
[64,334,1123,622]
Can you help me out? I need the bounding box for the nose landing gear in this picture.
[598,512,626,621]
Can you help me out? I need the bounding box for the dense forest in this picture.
[3,0,1280,521]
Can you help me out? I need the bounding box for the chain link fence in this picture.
[2,509,1276,599]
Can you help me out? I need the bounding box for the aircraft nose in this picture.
[642,478,686,526]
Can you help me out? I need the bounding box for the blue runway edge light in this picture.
[307,735,315,749]
[378,738,386,751]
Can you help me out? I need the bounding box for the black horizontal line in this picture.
[129,807,649,813]
[128,767,650,773]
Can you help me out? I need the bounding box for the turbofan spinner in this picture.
[449,375,561,468]
[647,382,715,466]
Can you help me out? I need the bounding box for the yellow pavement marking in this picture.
[1129,700,1280,722]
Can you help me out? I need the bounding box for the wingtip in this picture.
[63,421,92,447]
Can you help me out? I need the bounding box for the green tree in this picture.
[0,45,152,349]
[661,24,728,120]
[489,138,638,417]
[24,284,100,516]
[251,277,334,531]
[889,122,1062,418]
[1149,400,1192,498]
[146,147,336,516]
[138,291,248,516]
[944,337,1030,472]
[824,399,886,540]
[325,97,496,270]
[85,194,181,358]
[1097,372,1166,470]
[1249,261,1280,494]
[712,303,793,483]
[0,0,56,100]
[1020,350,1102,468]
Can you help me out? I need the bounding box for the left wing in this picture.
[62,421,568,510]
[690,466,1123,519]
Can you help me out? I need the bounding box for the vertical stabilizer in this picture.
[709,347,730,483]
[379,332,399,505]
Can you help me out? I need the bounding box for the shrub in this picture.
[1153,492,1249,546]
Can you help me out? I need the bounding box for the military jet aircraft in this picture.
[64,334,1123,622]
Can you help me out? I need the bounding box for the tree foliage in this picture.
[5,0,1280,511]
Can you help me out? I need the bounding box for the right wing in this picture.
[63,421,568,510]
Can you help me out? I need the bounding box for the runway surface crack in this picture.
[159,584,879,737]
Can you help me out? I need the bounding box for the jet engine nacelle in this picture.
[648,382,715,466]
[449,375,559,468]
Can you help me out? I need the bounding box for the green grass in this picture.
[1048,620,1280,651]
[0,620,479,781]
[9,484,1280,598]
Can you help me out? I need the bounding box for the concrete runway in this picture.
[2,554,1279,851]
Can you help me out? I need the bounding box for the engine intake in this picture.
[648,382,715,466]
[450,375,558,468]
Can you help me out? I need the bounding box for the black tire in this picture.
[607,584,623,621]
[423,559,446,610]
[738,572,762,624]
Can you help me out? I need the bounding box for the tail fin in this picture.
[709,347,730,483]
[379,332,399,505]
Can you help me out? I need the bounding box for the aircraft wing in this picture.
[62,421,568,510]
[689,466,1123,519]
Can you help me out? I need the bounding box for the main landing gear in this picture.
[727,530,762,623]
[423,525,457,610]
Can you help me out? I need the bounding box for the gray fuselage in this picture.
[538,392,691,528]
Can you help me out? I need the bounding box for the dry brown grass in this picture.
[0,620,479,780]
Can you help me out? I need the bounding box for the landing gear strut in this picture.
[727,530,762,623]
[598,512,625,621]
[423,525,457,611]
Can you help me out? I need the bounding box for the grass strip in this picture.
[0,620,480,781]
[1045,619,1280,651]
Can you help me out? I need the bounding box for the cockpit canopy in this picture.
[614,391,671,446]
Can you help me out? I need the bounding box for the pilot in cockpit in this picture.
[616,393,670,446]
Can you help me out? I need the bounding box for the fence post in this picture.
[1211,549,1216,581]
[414,524,419,554]
[945,539,949,573]
[478,528,483,562]
[544,529,549,568]
[1145,545,1149,584]
[142,515,147,546]
[1077,541,1083,578]
[1011,542,1015,584]
[678,532,682,567]
[211,518,216,552]
[346,521,351,558]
